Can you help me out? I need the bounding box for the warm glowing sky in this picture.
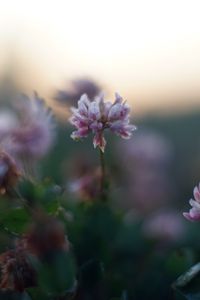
[0,0,200,115]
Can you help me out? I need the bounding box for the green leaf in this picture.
[18,180,44,205]
[1,207,30,234]
[38,250,76,296]
[18,179,61,215]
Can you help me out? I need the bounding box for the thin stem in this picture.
[99,149,107,201]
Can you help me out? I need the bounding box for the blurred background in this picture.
[0,1,200,299]
[1,0,200,115]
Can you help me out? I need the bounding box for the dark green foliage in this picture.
[0,176,194,300]
[37,251,76,296]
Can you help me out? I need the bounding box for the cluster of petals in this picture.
[183,183,200,221]
[70,93,136,152]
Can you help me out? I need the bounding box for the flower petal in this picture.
[193,186,200,202]
[93,132,106,152]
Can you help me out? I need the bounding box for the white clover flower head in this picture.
[69,92,136,152]
[183,183,200,221]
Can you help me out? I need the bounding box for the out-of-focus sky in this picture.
[0,0,200,115]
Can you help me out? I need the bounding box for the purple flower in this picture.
[143,210,184,242]
[183,184,200,221]
[70,93,136,152]
[55,78,100,106]
[10,92,56,159]
[0,111,18,141]
[68,167,101,201]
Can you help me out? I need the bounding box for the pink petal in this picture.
[71,127,89,140]
[108,104,122,121]
[189,199,200,209]
[93,132,106,152]
[190,207,200,219]
[183,212,195,221]
[108,103,130,122]
[78,94,90,116]
[114,92,123,104]
[193,186,200,202]
[110,121,136,139]
[89,121,103,132]
[88,102,101,121]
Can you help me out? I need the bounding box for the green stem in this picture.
[99,149,107,201]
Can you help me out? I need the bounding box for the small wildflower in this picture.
[183,183,200,221]
[69,167,102,201]
[70,93,136,152]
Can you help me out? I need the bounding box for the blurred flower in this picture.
[0,244,36,292]
[10,92,56,159]
[183,183,200,221]
[0,92,55,163]
[0,111,18,141]
[119,130,173,168]
[0,151,20,194]
[116,130,174,213]
[23,214,69,257]
[68,167,101,201]
[70,93,136,152]
[128,172,172,214]
[55,78,100,106]
[143,210,184,242]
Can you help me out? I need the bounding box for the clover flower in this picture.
[10,92,56,159]
[70,93,136,152]
[183,183,200,221]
